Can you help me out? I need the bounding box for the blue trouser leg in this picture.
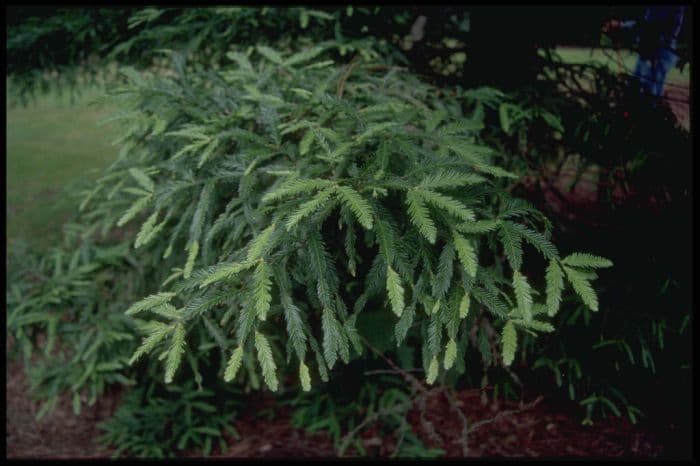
[651,48,679,96]
[633,57,654,94]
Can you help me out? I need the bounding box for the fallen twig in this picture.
[444,387,470,456]
[467,395,544,435]
[336,56,362,98]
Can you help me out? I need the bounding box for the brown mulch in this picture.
[5,360,122,459]
[213,395,336,458]
[406,389,663,458]
[6,359,665,459]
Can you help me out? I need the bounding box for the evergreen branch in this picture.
[198,261,255,288]
[563,265,599,312]
[406,190,437,244]
[455,219,501,234]
[453,232,478,277]
[252,260,273,321]
[512,271,533,322]
[386,265,405,317]
[507,221,559,260]
[125,292,176,316]
[128,167,155,192]
[562,253,613,269]
[129,322,171,365]
[498,222,523,271]
[117,195,151,227]
[285,187,336,231]
[224,345,244,382]
[432,242,455,298]
[418,170,486,189]
[254,332,279,391]
[501,320,517,366]
[415,188,475,222]
[134,211,160,249]
[545,260,564,317]
[262,178,332,203]
[443,339,457,370]
[164,322,186,383]
[246,223,277,261]
[282,299,307,361]
[335,185,374,230]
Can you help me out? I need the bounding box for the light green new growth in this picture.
[255,332,279,392]
[453,232,478,277]
[117,195,151,227]
[246,223,276,261]
[501,320,517,366]
[459,292,471,319]
[335,185,374,230]
[563,265,599,312]
[224,346,244,382]
[252,260,273,321]
[224,346,243,382]
[512,271,533,322]
[416,188,475,222]
[426,355,439,384]
[285,187,336,231]
[545,260,564,316]
[444,339,457,370]
[164,323,186,383]
[135,211,159,249]
[386,265,405,317]
[183,241,199,279]
[562,253,613,269]
[129,322,171,365]
[406,190,437,244]
[128,168,155,192]
[199,261,255,288]
[299,360,311,392]
[125,292,176,316]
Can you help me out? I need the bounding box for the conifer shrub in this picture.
[59,47,608,382]
[8,44,613,455]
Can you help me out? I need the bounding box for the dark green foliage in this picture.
[7,231,143,418]
[7,8,131,100]
[468,48,690,428]
[6,7,388,105]
[287,373,443,457]
[99,380,242,458]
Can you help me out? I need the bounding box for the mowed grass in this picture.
[6,86,122,247]
[553,46,690,86]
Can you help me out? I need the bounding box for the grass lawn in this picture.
[553,46,690,86]
[6,86,122,247]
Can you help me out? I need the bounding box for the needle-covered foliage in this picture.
[6,7,388,105]
[9,46,612,398]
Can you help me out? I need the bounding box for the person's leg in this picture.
[652,48,679,96]
[649,59,662,97]
[633,57,653,94]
